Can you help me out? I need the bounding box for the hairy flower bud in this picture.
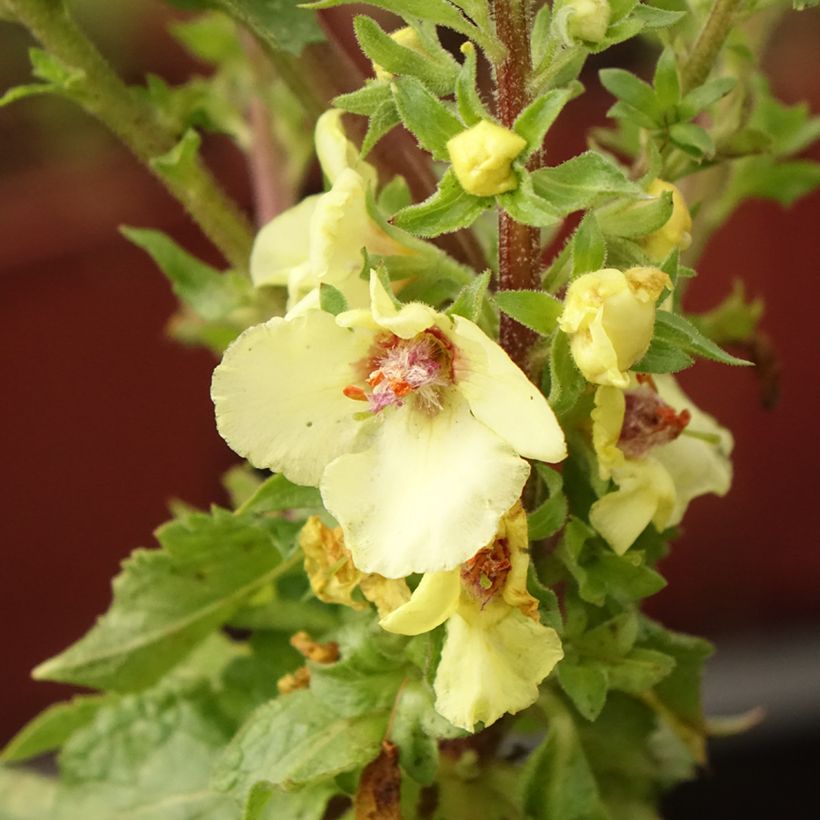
[641,179,693,261]
[447,120,527,197]
[559,266,671,387]
[373,26,426,81]
[566,0,611,43]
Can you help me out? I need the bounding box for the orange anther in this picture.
[343,385,368,401]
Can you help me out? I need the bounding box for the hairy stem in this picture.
[681,0,744,94]
[8,0,254,270]
[492,0,540,371]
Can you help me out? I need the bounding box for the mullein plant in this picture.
[1,0,818,818]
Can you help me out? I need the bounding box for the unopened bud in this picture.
[566,0,611,44]
[447,120,527,197]
[559,266,671,387]
[373,27,426,81]
[641,179,693,261]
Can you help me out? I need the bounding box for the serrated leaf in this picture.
[531,151,640,215]
[557,661,609,721]
[455,42,489,126]
[513,85,577,161]
[391,168,488,236]
[548,331,587,415]
[122,227,250,321]
[572,212,606,275]
[213,690,388,794]
[215,0,324,56]
[353,16,457,94]
[600,68,660,122]
[596,190,673,238]
[319,282,348,316]
[0,696,108,763]
[392,75,462,160]
[447,270,492,322]
[495,289,563,337]
[653,310,752,366]
[234,472,322,516]
[34,508,293,691]
[334,82,392,116]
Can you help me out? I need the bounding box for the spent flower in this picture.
[212,271,566,578]
[447,120,527,197]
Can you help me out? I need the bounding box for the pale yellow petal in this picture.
[591,385,626,480]
[379,570,461,635]
[212,311,373,486]
[368,269,439,339]
[320,392,531,577]
[434,608,563,731]
[451,316,567,463]
[314,109,378,188]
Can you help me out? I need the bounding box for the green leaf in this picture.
[391,169,488,236]
[605,648,676,694]
[635,337,694,373]
[594,551,666,602]
[29,47,85,91]
[150,128,202,181]
[652,310,752,366]
[334,82,392,116]
[678,77,735,121]
[606,99,658,130]
[361,98,401,156]
[215,0,324,56]
[521,693,609,820]
[0,696,108,763]
[242,780,336,820]
[319,282,349,316]
[377,174,412,215]
[555,517,606,606]
[572,212,606,275]
[447,270,492,322]
[513,85,578,162]
[557,661,609,721]
[392,75,463,161]
[455,41,490,126]
[235,472,322,516]
[353,16,457,94]
[599,68,660,122]
[495,290,563,337]
[726,157,820,208]
[596,190,673,238]
[528,463,568,540]
[669,122,714,158]
[548,331,587,415]
[531,151,640,215]
[213,690,388,794]
[121,227,250,321]
[34,508,294,691]
[498,171,563,227]
[631,3,686,27]
[0,83,55,108]
[652,48,679,111]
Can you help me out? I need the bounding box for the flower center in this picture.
[344,329,454,414]
[619,376,690,458]
[461,538,511,608]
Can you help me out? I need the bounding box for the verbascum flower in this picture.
[299,516,411,615]
[213,271,566,578]
[590,375,733,554]
[558,266,671,387]
[447,121,527,197]
[641,179,693,262]
[566,0,611,43]
[250,110,412,315]
[380,504,564,732]
[373,27,427,81]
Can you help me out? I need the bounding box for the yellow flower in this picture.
[641,179,693,262]
[380,504,564,731]
[447,121,527,197]
[566,0,611,43]
[558,267,671,387]
[589,375,733,554]
[373,27,427,81]
[213,271,566,578]
[249,110,411,315]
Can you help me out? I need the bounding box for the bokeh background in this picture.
[1,1,819,815]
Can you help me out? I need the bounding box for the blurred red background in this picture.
[1,2,818,744]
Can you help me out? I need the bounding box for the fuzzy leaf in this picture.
[241,780,336,820]
[652,48,679,111]
[548,331,587,416]
[599,68,660,122]
[447,270,492,323]
[572,212,606,275]
[392,75,463,160]
[495,289,563,337]
[455,41,489,126]
[513,85,578,161]
[334,82,392,116]
[236,472,322,516]
[215,0,323,56]
[669,122,714,158]
[652,311,752,367]
[528,464,568,540]
[596,191,673,238]
[557,661,609,721]
[319,282,349,316]
[362,99,402,156]
[678,77,736,121]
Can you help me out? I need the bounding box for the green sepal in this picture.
[455,41,490,126]
[392,75,463,161]
[391,168,489,236]
[530,151,640,215]
[495,289,563,337]
[513,83,580,162]
[571,212,606,276]
[446,270,492,323]
[353,16,458,95]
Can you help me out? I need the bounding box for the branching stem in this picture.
[681,0,743,94]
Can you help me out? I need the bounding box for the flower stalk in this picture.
[681,0,744,94]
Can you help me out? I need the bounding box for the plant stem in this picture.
[8,0,254,270]
[681,0,743,94]
[492,0,540,372]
